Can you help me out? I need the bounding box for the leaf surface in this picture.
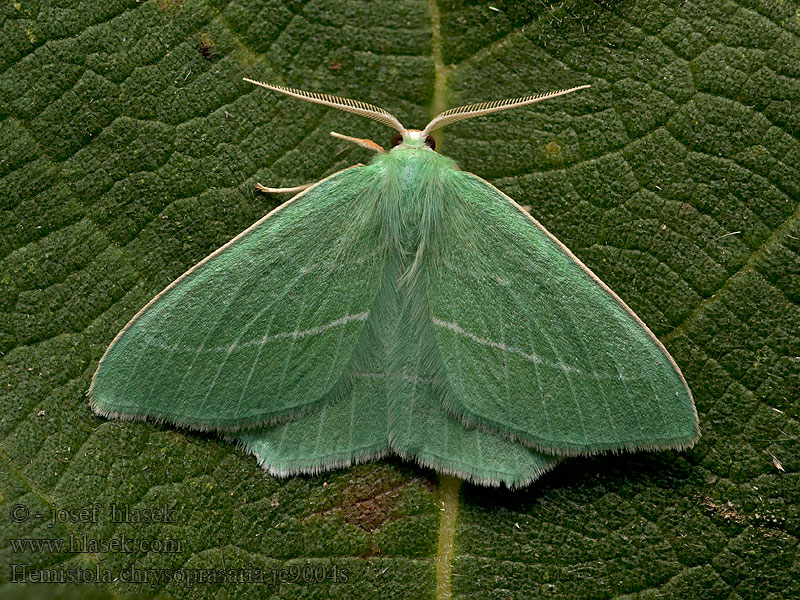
[1,0,797,598]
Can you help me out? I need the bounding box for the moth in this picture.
[89,79,700,488]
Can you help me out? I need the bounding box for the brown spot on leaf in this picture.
[337,485,407,532]
[309,468,417,533]
[196,33,217,61]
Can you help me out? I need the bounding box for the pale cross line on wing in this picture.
[431,317,647,381]
[139,312,370,353]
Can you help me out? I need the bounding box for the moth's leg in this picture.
[330,131,385,153]
[254,182,314,194]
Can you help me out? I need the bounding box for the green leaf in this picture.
[1,1,797,599]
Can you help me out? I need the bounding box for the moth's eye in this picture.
[425,135,436,150]
[391,133,404,147]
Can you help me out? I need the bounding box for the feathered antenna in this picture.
[244,79,407,134]
[422,85,590,135]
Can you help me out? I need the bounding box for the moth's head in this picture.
[390,129,436,151]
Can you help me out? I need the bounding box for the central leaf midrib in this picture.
[427,2,461,600]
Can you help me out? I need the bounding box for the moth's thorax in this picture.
[365,131,456,264]
[371,145,458,198]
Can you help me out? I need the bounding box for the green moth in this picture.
[89,79,700,488]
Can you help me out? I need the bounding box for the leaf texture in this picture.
[1,0,797,598]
